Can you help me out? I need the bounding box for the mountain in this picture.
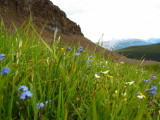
[0,0,103,51]
[0,0,83,36]
[115,43,160,62]
[0,0,113,58]
[101,38,160,51]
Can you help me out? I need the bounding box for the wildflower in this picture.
[74,53,80,56]
[137,93,146,99]
[150,90,156,95]
[101,70,109,74]
[107,75,113,79]
[45,100,52,104]
[121,92,127,97]
[125,81,135,85]
[67,46,72,50]
[112,90,118,97]
[89,56,93,58]
[95,73,100,78]
[114,90,118,93]
[88,60,93,62]
[146,86,158,95]
[120,61,124,64]
[143,79,150,83]
[77,46,84,52]
[146,86,158,91]
[0,54,5,60]
[36,103,45,109]
[150,76,157,80]
[18,85,28,92]
[61,48,65,51]
[20,91,33,100]
[0,67,10,75]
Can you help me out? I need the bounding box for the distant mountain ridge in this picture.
[101,38,160,51]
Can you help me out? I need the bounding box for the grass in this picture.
[115,44,160,62]
[142,64,160,73]
[0,20,160,119]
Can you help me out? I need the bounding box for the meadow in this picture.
[0,21,160,120]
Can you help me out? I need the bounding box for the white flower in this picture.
[120,61,124,64]
[137,95,144,99]
[122,92,127,97]
[137,93,146,99]
[101,70,109,74]
[95,74,100,78]
[125,81,135,85]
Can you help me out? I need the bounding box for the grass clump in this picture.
[0,21,160,120]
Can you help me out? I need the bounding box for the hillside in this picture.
[115,43,160,62]
[0,0,111,57]
[0,0,159,65]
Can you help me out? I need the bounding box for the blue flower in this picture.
[67,46,72,50]
[0,54,5,60]
[150,91,156,95]
[0,67,10,75]
[36,103,45,109]
[45,100,52,104]
[143,79,150,83]
[89,56,93,58]
[18,85,28,92]
[150,86,157,91]
[74,53,80,56]
[20,91,33,100]
[78,46,83,49]
[77,46,84,52]
[146,86,158,95]
[89,60,93,62]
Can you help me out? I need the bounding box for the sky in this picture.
[52,0,160,43]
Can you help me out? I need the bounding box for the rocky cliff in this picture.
[0,0,83,36]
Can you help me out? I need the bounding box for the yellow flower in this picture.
[61,48,65,51]
[107,75,113,79]
[137,92,146,99]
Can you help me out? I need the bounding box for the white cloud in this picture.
[52,0,160,42]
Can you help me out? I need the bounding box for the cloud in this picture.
[53,0,89,15]
[53,0,160,42]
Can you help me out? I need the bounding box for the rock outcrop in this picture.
[0,0,83,36]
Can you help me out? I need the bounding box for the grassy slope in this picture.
[115,43,160,62]
[0,21,160,119]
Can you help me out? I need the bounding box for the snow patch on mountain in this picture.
[100,38,160,51]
